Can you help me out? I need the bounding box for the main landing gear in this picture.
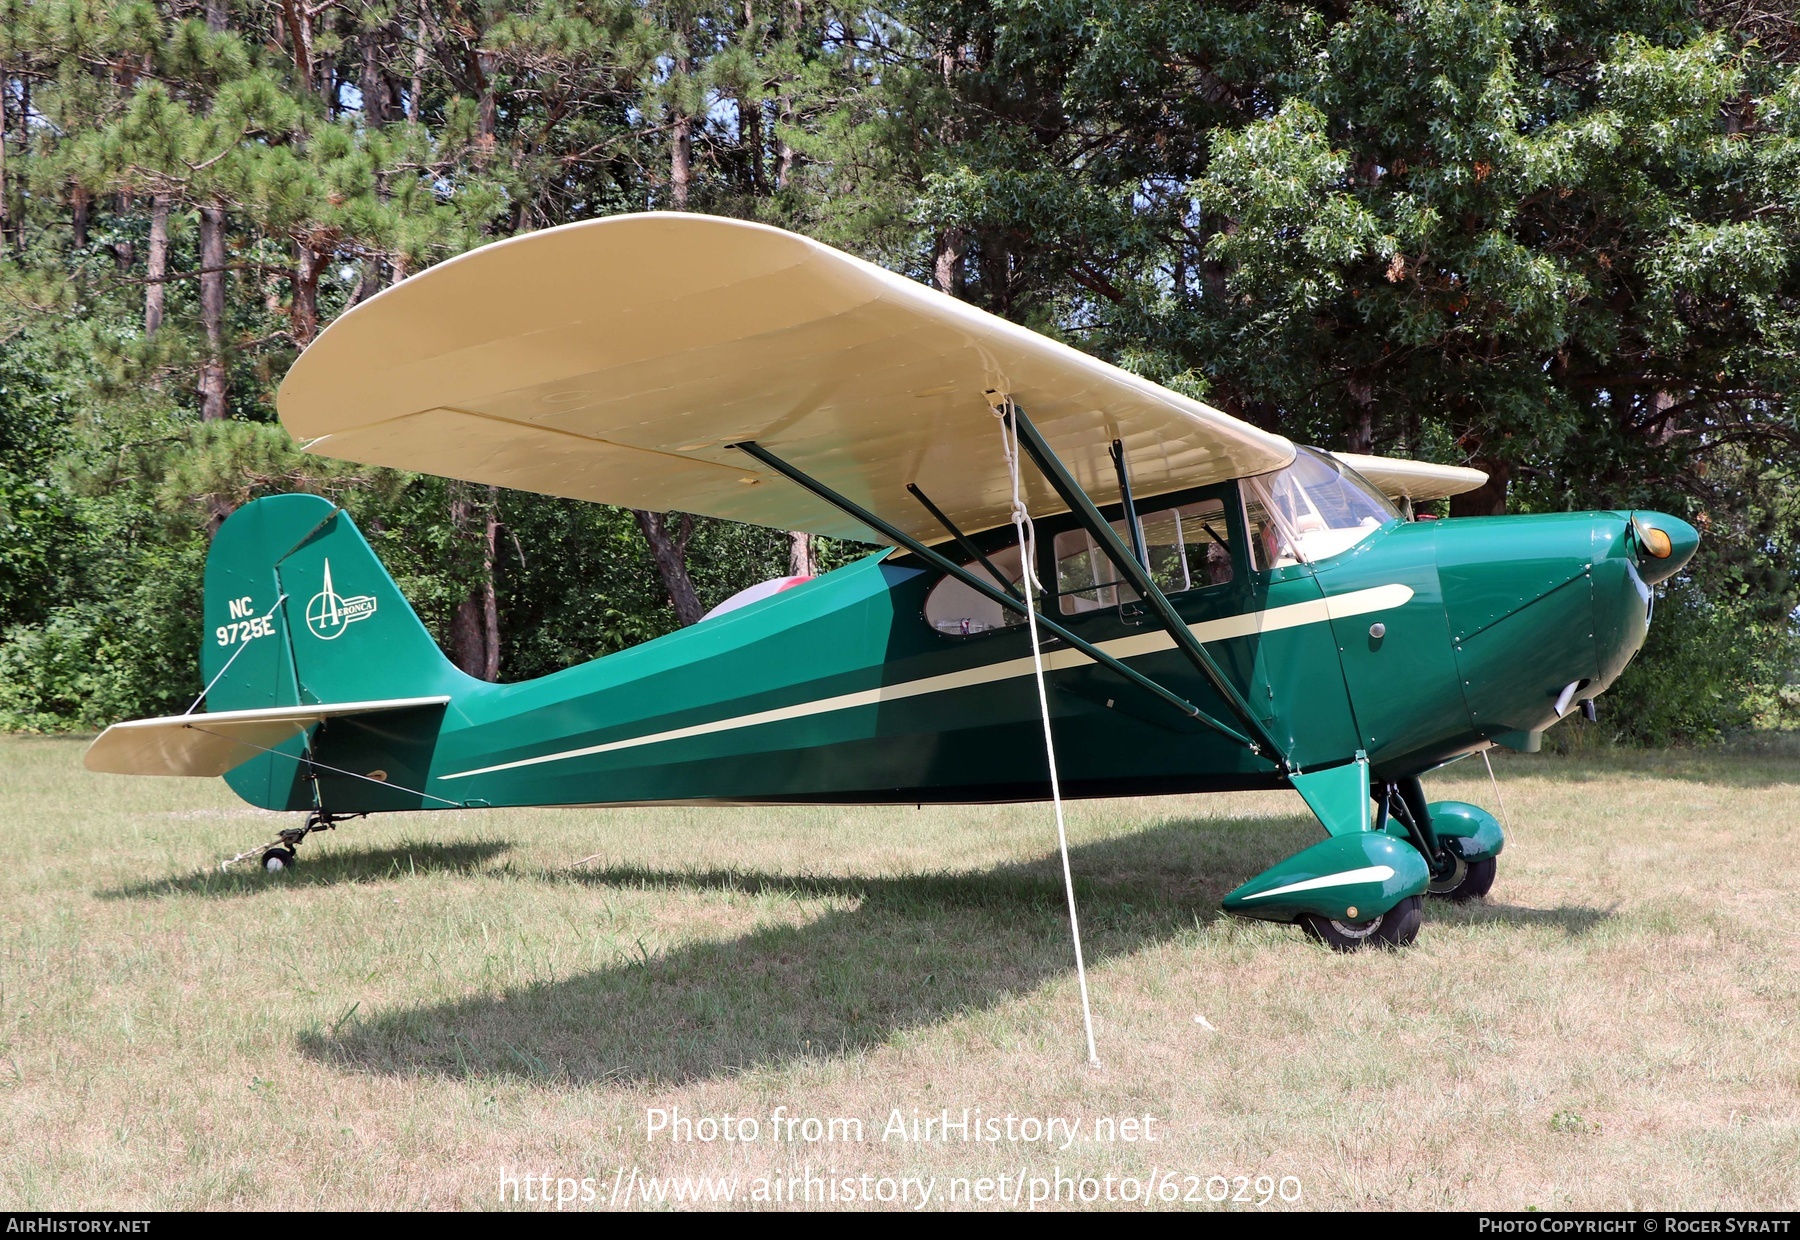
[1382,779,1505,907]
[1300,895,1424,951]
[222,810,365,873]
[1220,760,1507,952]
[1427,853,1498,902]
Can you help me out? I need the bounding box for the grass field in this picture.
[1,733,1796,1210]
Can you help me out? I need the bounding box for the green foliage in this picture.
[1526,448,1800,742]
[0,503,209,732]
[847,0,1800,742]
[1601,580,1791,745]
[0,0,1795,742]
[0,334,77,631]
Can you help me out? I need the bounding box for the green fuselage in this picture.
[211,482,1677,816]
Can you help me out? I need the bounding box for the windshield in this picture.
[1245,447,1398,568]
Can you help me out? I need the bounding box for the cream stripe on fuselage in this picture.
[437,584,1414,781]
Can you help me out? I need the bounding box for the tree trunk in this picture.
[933,227,967,296]
[408,14,426,122]
[977,230,1010,314]
[451,594,487,679]
[361,27,389,125]
[774,102,796,190]
[738,95,764,194]
[12,79,25,254]
[482,494,500,681]
[1645,389,1680,446]
[1449,456,1510,517]
[475,50,496,146]
[281,0,313,91]
[321,48,337,117]
[343,260,377,310]
[70,183,89,249]
[671,110,692,209]
[198,183,235,539]
[205,0,228,33]
[290,240,322,346]
[2,77,22,255]
[0,69,8,253]
[634,509,703,626]
[775,2,804,189]
[197,204,229,421]
[144,194,170,336]
[788,530,813,577]
[1345,397,1374,454]
[202,498,234,539]
[110,190,134,270]
[449,484,502,680]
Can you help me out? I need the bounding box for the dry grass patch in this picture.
[0,734,1795,1209]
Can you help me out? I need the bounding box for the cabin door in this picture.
[1231,484,1363,771]
[1043,485,1269,750]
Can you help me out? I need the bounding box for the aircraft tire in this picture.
[1300,895,1422,952]
[262,848,298,873]
[1427,855,1496,902]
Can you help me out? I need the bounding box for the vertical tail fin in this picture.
[203,493,466,808]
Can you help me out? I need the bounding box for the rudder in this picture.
[202,494,467,808]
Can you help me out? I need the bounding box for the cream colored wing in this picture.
[1332,453,1489,502]
[278,213,1294,543]
[83,697,450,778]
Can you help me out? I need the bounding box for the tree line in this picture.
[2,0,1797,742]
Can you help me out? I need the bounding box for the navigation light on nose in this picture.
[1634,519,1673,559]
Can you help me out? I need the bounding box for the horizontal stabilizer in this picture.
[83,697,451,778]
[1331,453,1489,502]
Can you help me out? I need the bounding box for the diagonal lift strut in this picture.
[734,440,1261,751]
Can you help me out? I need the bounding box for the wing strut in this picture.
[1000,403,1288,766]
[905,483,1022,601]
[1109,439,1149,568]
[734,441,1259,750]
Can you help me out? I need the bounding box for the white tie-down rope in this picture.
[996,401,1099,1067]
[1481,748,1513,836]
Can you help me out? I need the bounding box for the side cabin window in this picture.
[1053,498,1234,615]
[922,540,1026,637]
[1244,486,1301,573]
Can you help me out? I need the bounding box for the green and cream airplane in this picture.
[85,213,1698,950]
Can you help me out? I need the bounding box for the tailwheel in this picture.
[1427,855,1496,902]
[224,810,368,874]
[1300,895,1423,952]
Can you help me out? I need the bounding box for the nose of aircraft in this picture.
[1433,507,1700,746]
[1591,509,1699,693]
[1628,511,1699,586]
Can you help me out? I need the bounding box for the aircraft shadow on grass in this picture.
[1429,898,1614,937]
[293,817,1612,1086]
[96,840,513,901]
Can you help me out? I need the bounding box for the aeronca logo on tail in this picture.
[305,560,378,641]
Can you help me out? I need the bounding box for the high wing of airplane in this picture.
[275,212,1292,544]
[85,213,1698,951]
